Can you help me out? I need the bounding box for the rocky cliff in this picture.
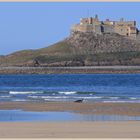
[68,31,140,53]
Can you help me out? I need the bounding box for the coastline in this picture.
[0,74,140,138]
[1,66,140,74]
[0,102,140,116]
[0,102,140,137]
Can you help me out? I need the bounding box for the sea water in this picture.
[0,110,140,122]
[0,74,140,102]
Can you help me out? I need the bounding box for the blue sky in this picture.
[0,2,140,55]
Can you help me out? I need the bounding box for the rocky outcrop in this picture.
[67,31,140,54]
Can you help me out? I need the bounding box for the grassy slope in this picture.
[0,41,74,65]
[1,40,140,66]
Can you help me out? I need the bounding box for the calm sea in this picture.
[0,74,140,103]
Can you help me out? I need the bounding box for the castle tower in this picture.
[88,17,93,24]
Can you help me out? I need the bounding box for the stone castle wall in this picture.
[71,15,138,38]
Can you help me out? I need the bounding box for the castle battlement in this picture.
[71,15,138,38]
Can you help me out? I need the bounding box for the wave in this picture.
[2,90,140,103]
[103,100,140,103]
[130,97,138,100]
[28,95,39,99]
[28,95,71,99]
[9,91,44,95]
[28,95,104,100]
[84,96,102,99]
[109,97,120,100]
[12,99,27,102]
[58,91,77,95]
[8,91,96,95]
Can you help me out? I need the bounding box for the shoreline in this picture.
[1,66,140,74]
[0,102,140,116]
[0,102,140,137]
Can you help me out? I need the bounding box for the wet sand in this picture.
[0,102,140,138]
[0,102,140,116]
[0,121,140,138]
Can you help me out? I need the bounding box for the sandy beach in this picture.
[0,121,140,138]
[0,102,140,138]
[0,102,140,116]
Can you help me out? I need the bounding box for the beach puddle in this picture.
[0,110,140,122]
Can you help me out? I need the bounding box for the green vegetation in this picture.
[36,54,86,64]
[38,41,74,54]
[86,51,140,61]
[1,30,140,66]
[35,51,140,65]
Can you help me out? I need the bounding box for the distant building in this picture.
[71,15,138,38]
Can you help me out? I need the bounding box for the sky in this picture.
[0,2,140,55]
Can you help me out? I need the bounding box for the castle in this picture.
[71,15,138,38]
